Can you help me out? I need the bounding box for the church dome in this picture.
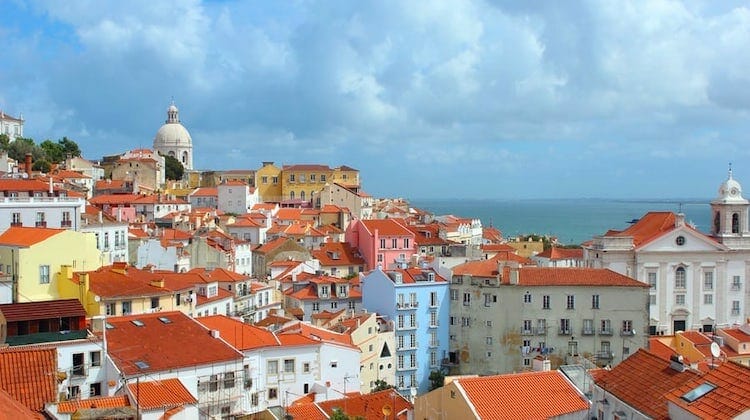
[153,102,192,148]
[714,168,748,204]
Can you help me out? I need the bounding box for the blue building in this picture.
[361,267,450,395]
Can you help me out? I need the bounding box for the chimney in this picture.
[210,330,220,338]
[669,354,686,372]
[675,213,685,228]
[98,211,103,224]
[24,153,32,175]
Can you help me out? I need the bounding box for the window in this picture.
[583,319,594,334]
[209,374,219,392]
[106,303,116,316]
[410,333,416,347]
[348,301,356,310]
[676,294,686,305]
[559,319,570,334]
[90,382,102,397]
[398,315,405,328]
[536,319,546,334]
[523,319,532,334]
[732,276,742,291]
[566,295,575,309]
[303,362,310,373]
[732,300,741,315]
[404,238,410,248]
[268,388,278,400]
[267,360,278,375]
[622,320,633,334]
[397,355,404,369]
[704,294,713,305]
[377,254,383,262]
[676,235,686,246]
[600,319,611,334]
[39,265,50,284]
[261,176,268,184]
[592,295,600,309]
[251,393,259,405]
[542,295,550,309]
[392,238,398,248]
[704,271,714,291]
[11,212,20,225]
[272,176,278,184]
[430,291,438,307]
[122,301,132,315]
[90,351,101,367]
[650,294,656,305]
[312,302,319,311]
[486,336,493,345]
[320,174,326,182]
[463,292,471,306]
[224,372,235,388]
[289,174,295,182]
[68,386,80,400]
[484,293,495,307]
[35,211,45,227]
[310,174,316,182]
[675,267,686,289]
[733,213,740,233]
[450,316,457,326]
[380,239,386,248]
[284,359,295,373]
[398,335,404,349]
[330,301,338,309]
[462,317,471,327]
[72,353,85,376]
[150,297,159,309]
[523,292,532,303]
[410,353,416,368]
[398,375,404,388]
[430,311,438,327]
[450,289,458,300]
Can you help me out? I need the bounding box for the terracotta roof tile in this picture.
[0,227,66,247]
[664,360,750,419]
[278,322,356,348]
[0,299,86,322]
[456,370,589,419]
[605,212,676,246]
[197,315,279,350]
[106,311,243,376]
[0,387,41,418]
[361,219,413,237]
[0,348,58,412]
[127,378,197,410]
[314,389,412,420]
[58,395,131,414]
[596,349,700,419]
[515,267,648,287]
[535,247,584,260]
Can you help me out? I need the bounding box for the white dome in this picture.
[154,122,192,147]
[714,168,748,204]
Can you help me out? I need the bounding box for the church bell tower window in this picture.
[732,213,740,233]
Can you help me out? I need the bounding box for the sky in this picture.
[1,0,749,200]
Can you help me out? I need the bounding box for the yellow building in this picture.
[256,162,283,202]
[0,227,103,303]
[281,164,359,203]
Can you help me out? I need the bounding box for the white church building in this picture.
[153,101,193,170]
[584,169,750,335]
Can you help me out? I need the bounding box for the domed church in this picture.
[153,101,193,170]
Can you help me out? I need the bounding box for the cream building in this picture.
[0,110,24,141]
[447,261,649,375]
[153,102,193,170]
[584,170,750,335]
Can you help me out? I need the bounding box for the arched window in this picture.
[732,213,740,233]
[289,191,295,200]
[675,267,686,289]
[168,151,175,158]
[300,190,305,201]
[182,151,188,164]
[714,212,721,233]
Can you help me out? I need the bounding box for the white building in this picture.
[584,170,750,335]
[218,180,257,215]
[80,210,129,265]
[0,177,85,232]
[153,102,193,170]
[0,110,24,141]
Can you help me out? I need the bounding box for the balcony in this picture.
[396,363,418,372]
[521,329,534,336]
[396,302,417,310]
[599,328,613,336]
[620,330,636,337]
[429,340,440,348]
[558,329,572,336]
[400,323,418,331]
[595,351,614,361]
[581,328,595,336]
[428,322,439,328]
[60,220,72,228]
[442,357,459,367]
[10,222,22,227]
[35,221,47,228]
[732,309,741,316]
[732,283,742,291]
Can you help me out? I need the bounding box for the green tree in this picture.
[429,370,445,391]
[32,159,51,173]
[6,137,42,163]
[40,139,64,163]
[0,134,9,150]
[329,409,348,420]
[373,379,394,392]
[58,136,81,158]
[163,154,185,180]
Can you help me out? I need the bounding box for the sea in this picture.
[409,198,713,245]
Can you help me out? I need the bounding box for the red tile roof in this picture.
[605,212,676,246]
[278,322,356,349]
[0,299,86,322]
[189,187,218,197]
[105,311,243,375]
[361,219,413,237]
[197,315,280,350]
[596,349,700,419]
[514,267,648,287]
[720,327,750,342]
[664,358,750,419]
[128,378,197,410]
[453,258,505,277]
[0,348,58,412]
[535,247,584,260]
[58,395,131,414]
[0,387,41,418]
[0,227,66,247]
[455,370,589,419]
[382,268,447,284]
[283,164,332,171]
[315,389,412,420]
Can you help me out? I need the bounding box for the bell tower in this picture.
[711,166,750,249]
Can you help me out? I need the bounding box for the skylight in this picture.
[131,320,145,327]
[134,361,150,370]
[158,317,172,324]
[105,323,115,329]
[681,382,717,403]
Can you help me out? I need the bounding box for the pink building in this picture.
[345,218,415,270]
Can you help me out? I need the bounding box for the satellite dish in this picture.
[94,295,101,302]
[710,342,721,358]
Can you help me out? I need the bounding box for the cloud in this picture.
[2,0,750,198]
